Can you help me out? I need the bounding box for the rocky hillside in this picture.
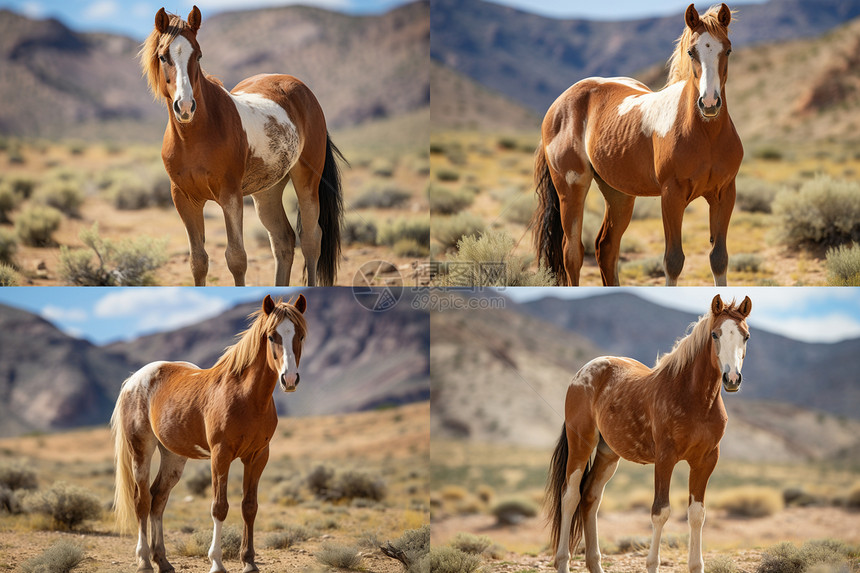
[0,290,429,436]
[0,1,428,140]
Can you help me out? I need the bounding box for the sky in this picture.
[0,0,412,39]
[484,0,769,21]
[504,287,860,344]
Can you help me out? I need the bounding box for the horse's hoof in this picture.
[243,564,260,573]
[157,566,175,573]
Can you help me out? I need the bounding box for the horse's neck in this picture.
[167,77,228,142]
[680,80,730,135]
[685,343,723,412]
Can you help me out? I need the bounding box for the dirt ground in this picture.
[0,402,430,572]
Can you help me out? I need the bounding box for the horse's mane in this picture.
[139,12,187,99]
[665,5,734,87]
[213,298,307,377]
[653,299,745,378]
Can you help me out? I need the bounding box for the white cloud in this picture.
[20,1,45,18]
[753,313,860,344]
[94,288,229,338]
[41,305,88,322]
[83,0,119,20]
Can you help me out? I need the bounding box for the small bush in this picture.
[735,177,778,214]
[846,482,860,509]
[343,214,378,246]
[316,542,363,569]
[729,253,763,273]
[432,213,483,251]
[15,204,62,247]
[491,497,538,526]
[270,480,304,506]
[185,465,210,497]
[0,462,38,491]
[451,532,493,555]
[180,526,241,559]
[616,536,651,553]
[379,218,430,249]
[0,182,21,223]
[773,175,860,249]
[353,186,411,209]
[706,555,739,573]
[59,224,167,286]
[25,482,102,529]
[307,465,334,497]
[0,263,19,286]
[713,486,783,518]
[755,540,856,573]
[8,176,35,199]
[264,524,313,549]
[33,180,84,218]
[371,159,396,178]
[19,540,84,573]
[106,170,172,210]
[0,484,24,514]
[430,186,473,215]
[435,168,461,182]
[623,256,665,280]
[336,471,386,502]
[436,230,554,287]
[754,146,784,161]
[826,243,860,286]
[381,524,430,570]
[0,228,17,266]
[393,238,429,258]
[428,547,482,573]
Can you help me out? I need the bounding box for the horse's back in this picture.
[231,73,325,127]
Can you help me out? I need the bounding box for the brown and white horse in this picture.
[533,4,743,286]
[546,295,752,573]
[141,7,344,286]
[112,294,307,573]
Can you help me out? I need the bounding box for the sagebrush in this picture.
[59,224,167,286]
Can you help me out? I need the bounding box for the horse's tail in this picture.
[531,143,565,285]
[545,423,590,562]
[316,132,346,286]
[111,384,137,535]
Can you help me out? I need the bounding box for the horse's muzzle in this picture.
[722,371,741,392]
[280,372,300,392]
[698,95,722,118]
[172,98,197,123]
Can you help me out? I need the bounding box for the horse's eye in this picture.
[267,335,273,342]
[158,54,167,63]
[726,48,732,56]
[743,334,750,342]
[687,49,693,58]
[711,332,719,340]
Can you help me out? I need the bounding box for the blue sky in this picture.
[0,0,413,39]
[484,0,768,21]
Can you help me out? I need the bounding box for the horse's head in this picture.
[143,6,204,124]
[262,294,308,393]
[709,295,751,393]
[683,3,733,119]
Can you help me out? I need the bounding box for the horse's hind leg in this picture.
[252,177,296,286]
[580,436,620,573]
[290,161,323,286]
[594,177,635,286]
[546,160,592,286]
[131,431,158,571]
[149,445,187,573]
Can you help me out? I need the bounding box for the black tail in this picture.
[545,423,590,563]
[316,133,346,286]
[531,144,565,285]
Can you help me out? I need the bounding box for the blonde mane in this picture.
[213,298,307,377]
[653,312,713,379]
[139,12,187,99]
[665,5,734,87]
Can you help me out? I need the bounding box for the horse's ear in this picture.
[294,294,307,314]
[188,5,202,33]
[262,295,275,316]
[738,296,752,318]
[685,4,701,30]
[717,3,732,27]
[711,295,724,316]
[155,7,169,34]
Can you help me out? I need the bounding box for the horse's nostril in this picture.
[190,99,197,113]
[698,97,705,109]
[716,96,722,108]
[173,100,180,114]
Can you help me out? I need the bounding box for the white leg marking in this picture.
[136,523,151,569]
[209,518,224,573]
[556,469,583,573]
[646,506,671,573]
[584,462,618,573]
[688,498,706,573]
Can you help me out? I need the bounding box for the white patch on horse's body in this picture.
[229,90,301,195]
[696,32,723,108]
[571,357,609,388]
[122,361,168,398]
[617,80,685,138]
[169,36,194,120]
[581,76,649,92]
[565,170,579,185]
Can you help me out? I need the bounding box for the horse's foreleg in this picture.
[581,438,620,573]
[221,193,247,286]
[252,179,295,286]
[172,187,208,286]
[149,447,187,573]
[647,455,675,573]
[239,447,270,573]
[687,448,720,573]
[660,185,687,286]
[208,448,232,573]
[594,179,635,286]
[706,182,736,287]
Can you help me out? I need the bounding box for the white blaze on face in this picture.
[169,36,195,120]
[716,321,746,383]
[276,320,299,390]
[696,32,723,109]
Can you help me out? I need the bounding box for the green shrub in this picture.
[0,461,38,490]
[706,555,739,573]
[826,243,860,286]
[371,159,396,178]
[0,263,20,286]
[7,176,35,199]
[59,224,167,286]
[19,540,84,573]
[773,175,860,249]
[307,465,334,497]
[430,186,474,215]
[33,180,84,218]
[353,186,411,209]
[847,482,860,509]
[756,540,856,573]
[623,257,665,280]
[713,486,783,518]
[336,471,386,501]
[0,228,17,265]
[106,170,172,210]
[427,547,482,573]
[343,214,378,245]
[0,484,24,514]
[380,218,430,248]
[270,479,304,506]
[67,140,87,156]
[754,146,784,161]
[393,238,429,258]
[25,482,102,529]
[0,182,21,223]
[450,532,493,555]
[729,253,763,273]
[381,524,430,570]
[185,465,210,497]
[178,526,241,558]
[491,497,538,526]
[432,213,483,251]
[435,168,461,182]
[736,177,778,214]
[15,205,62,247]
[435,230,554,287]
[264,524,313,549]
[316,542,363,569]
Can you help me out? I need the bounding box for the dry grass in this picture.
[712,486,785,518]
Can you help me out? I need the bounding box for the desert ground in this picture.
[0,110,430,287]
[431,440,860,572]
[0,402,429,572]
[429,131,860,286]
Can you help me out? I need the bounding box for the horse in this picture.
[545,294,752,573]
[532,4,743,286]
[111,294,307,573]
[140,6,345,286]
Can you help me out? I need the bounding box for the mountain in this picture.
[431,0,860,126]
[430,292,860,462]
[0,2,429,140]
[0,290,429,437]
